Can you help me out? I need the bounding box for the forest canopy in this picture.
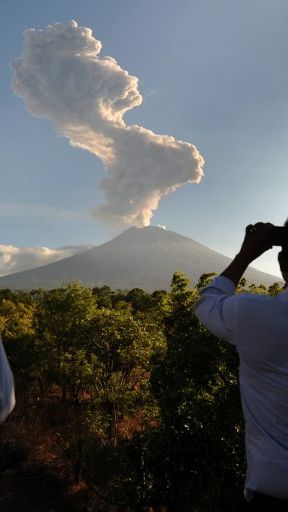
[0,273,283,512]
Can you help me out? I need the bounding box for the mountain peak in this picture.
[0,227,282,291]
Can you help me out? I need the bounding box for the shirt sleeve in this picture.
[0,338,15,422]
[194,276,238,344]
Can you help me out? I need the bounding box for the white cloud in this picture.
[0,244,93,277]
[12,21,204,227]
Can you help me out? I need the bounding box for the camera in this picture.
[270,226,288,246]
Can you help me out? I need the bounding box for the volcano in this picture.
[0,227,281,291]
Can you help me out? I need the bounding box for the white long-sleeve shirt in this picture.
[0,338,15,422]
[195,275,288,500]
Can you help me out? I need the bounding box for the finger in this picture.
[245,225,258,236]
[254,222,274,234]
[246,224,254,234]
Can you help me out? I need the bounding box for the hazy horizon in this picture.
[0,225,282,279]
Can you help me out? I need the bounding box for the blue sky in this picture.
[1,0,288,277]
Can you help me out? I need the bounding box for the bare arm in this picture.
[221,223,273,287]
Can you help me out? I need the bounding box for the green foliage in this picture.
[83,309,165,440]
[268,282,283,295]
[196,272,217,289]
[0,299,35,340]
[0,273,259,510]
[150,272,245,511]
[125,288,154,314]
[34,282,98,399]
[92,285,114,309]
[36,281,97,337]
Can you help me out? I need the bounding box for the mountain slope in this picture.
[0,227,282,291]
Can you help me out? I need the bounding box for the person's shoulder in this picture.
[234,292,272,303]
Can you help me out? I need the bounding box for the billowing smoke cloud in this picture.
[12,21,204,227]
[0,244,93,277]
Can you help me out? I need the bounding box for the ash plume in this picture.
[12,21,204,226]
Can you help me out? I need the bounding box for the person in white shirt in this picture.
[195,222,288,510]
[0,337,15,422]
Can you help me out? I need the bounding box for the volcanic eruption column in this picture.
[12,21,204,227]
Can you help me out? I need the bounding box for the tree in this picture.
[0,299,35,340]
[84,308,165,441]
[268,282,283,296]
[150,271,245,511]
[125,288,154,314]
[92,285,114,309]
[78,308,165,492]
[35,282,98,400]
[196,272,217,289]
[0,277,250,511]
